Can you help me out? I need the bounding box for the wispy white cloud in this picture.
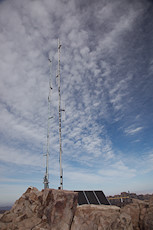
[0,0,152,205]
[125,126,143,135]
[99,160,136,179]
[0,145,42,167]
[140,152,153,174]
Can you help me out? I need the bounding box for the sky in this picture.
[0,0,153,206]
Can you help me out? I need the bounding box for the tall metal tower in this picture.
[43,58,53,189]
[57,39,63,190]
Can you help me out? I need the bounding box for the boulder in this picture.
[144,195,153,230]
[0,187,78,230]
[71,204,133,230]
[121,198,152,230]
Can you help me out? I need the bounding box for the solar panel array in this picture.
[75,190,110,205]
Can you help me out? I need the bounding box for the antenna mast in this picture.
[44,58,53,189]
[57,39,63,190]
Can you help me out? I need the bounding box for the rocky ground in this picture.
[0,187,153,230]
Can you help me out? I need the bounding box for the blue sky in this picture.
[0,0,153,206]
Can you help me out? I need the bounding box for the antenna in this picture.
[57,39,63,190]
[43,58,53,189]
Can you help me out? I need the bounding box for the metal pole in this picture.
[57,39,63,190]
[44,58,52,189]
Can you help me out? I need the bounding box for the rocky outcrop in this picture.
[71,204,133,230]
[144,195,153,230]
[122,196,153,230]
[0,187,78,230]
[1,187,152,230]
[121,199,148,230]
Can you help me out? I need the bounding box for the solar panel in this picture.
[77,191,87,205]
[94,191,110,205]
[75,190,110,205]
[85,191,99,204]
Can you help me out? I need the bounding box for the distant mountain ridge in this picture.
[0,206,12,214]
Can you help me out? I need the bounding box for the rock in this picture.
[0,187,78,230]
[71,204,133,230]
[121,198,151,230]
[144,195,153,230]
[1,186,152,230]
[42,188,78,230]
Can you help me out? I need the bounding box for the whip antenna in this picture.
[43,58,53,189]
